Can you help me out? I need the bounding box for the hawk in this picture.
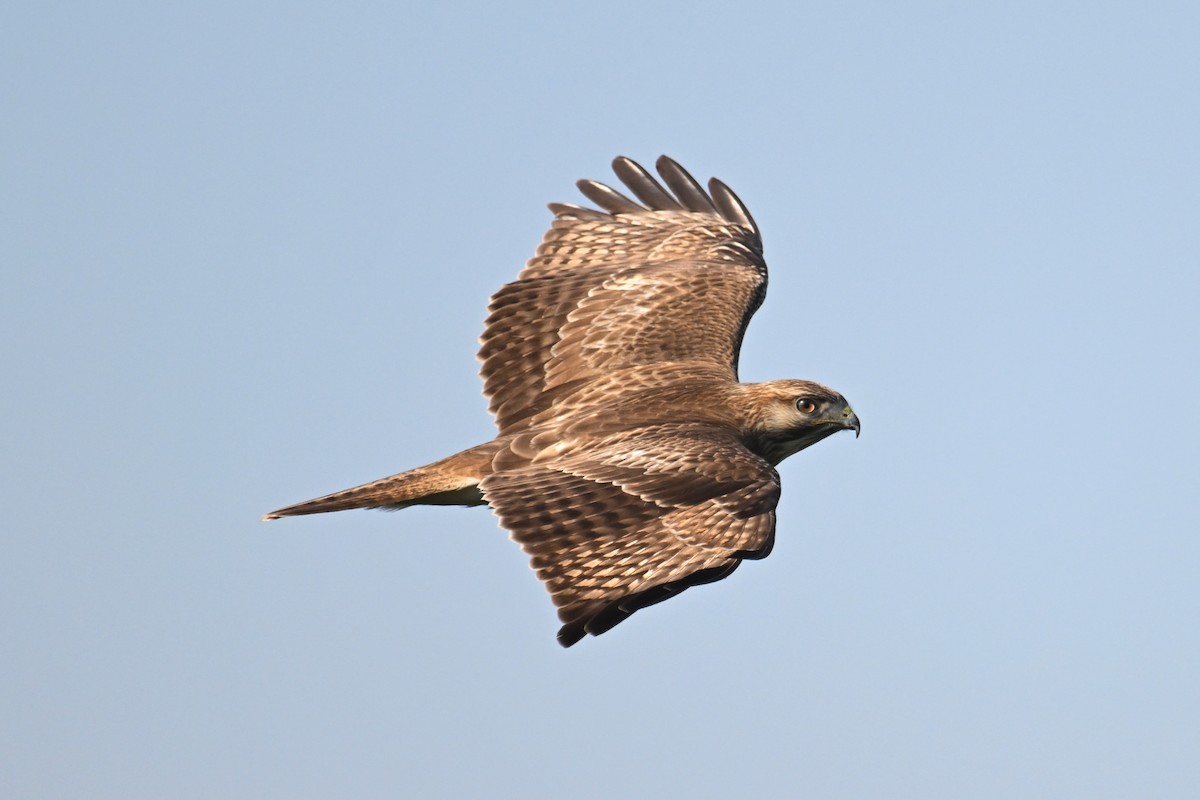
[264,156,860,646]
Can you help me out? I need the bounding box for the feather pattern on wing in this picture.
[264,155,861,648]
[480,424,779,646]
[478,156,766,435]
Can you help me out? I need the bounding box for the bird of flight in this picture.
[265,156,860,647]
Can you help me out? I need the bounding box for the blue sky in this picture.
[3,2,1198,797]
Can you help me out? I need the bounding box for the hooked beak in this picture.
[842,407,861,438]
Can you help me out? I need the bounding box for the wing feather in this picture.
[708,177,759,233]
[576,179,645,214]
[480,156,767,434]
[480,424,779,646]
[654,155,719,214]
[611,156,683,210]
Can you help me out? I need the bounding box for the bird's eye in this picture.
[796,398,818,415]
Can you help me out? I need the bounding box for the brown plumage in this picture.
[264,156,860,647]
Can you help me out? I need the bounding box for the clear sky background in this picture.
[3,2,1198,797]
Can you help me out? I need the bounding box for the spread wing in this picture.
[480,423,779,646]
[479,156,766,435]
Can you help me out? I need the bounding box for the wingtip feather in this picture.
[576,178,644,214]
[612,156,683,211]
[709,177,760,235]
[654,155,718,214]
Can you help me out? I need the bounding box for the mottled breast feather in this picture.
[478,156,766,436]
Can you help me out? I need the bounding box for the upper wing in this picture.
[479,423,780,646]
[479,156,766,435]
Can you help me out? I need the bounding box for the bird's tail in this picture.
[262,440,501,521]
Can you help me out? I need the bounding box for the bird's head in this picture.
[742,379,860,465]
